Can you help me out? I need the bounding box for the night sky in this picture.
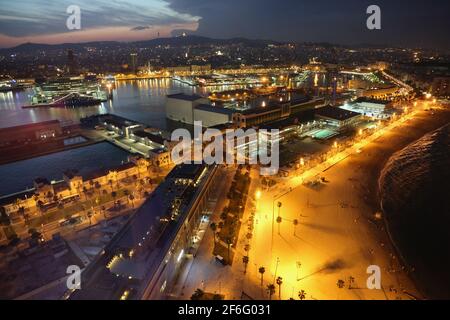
[0,0,449,49]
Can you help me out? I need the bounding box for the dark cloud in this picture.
[131,26,151,31]
[167,0,450,49]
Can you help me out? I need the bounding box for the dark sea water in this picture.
[379,124,450,299]
[0,142,130,197]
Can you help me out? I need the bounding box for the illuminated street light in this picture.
[255,190,262,200]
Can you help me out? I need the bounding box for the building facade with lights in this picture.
[69,164,218,300]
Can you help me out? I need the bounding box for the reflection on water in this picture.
[0,78,198,129]
[0,142,130,196]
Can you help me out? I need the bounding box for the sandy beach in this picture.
[174,106,450,300]
[246,107,450,300]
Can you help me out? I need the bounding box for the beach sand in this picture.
[244,107,450,300]
[176,107,450,300]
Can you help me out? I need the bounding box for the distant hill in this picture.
[1,36,284,54]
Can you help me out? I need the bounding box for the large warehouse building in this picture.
[165,93,234,127]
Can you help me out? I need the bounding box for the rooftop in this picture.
[315,105,361,121]
[167,93,204,102]
[70,164,212,300]
[132,130,166,146]
[354,97,390,105]
[194,104,235,115]
[0,120,60,134]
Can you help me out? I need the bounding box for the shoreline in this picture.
[364,108,450,299]
[231,107,450,300]
[377,120,450,300]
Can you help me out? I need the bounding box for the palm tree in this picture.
[33,194,40,209]
[242,256,249,274]
[18,206,27,225]
[210,222,217,242]
[111,191,117,204]
[266,284,276,300]
[37,200,44,217]
[82,186,89,201]
[95,181,102,196]
[258,267,266,286]
[46,191,54,203]
[298,290,306,300]
[123,189,130,204]
[276,276,283,299]
[348,276,355,289]
[129,194,135,208]
[276,216,282,235]
[87,211,93,225]
[293,219,299,236]
[277,201,282,217]
[191,288,204,300]
[225,236,233,263]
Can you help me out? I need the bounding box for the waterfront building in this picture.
[165,93,209,124]
[340,97,393,119]
[130,53,138,74]
[0,120,62,148]
[69,164,218,300]
[355,86,400,99]
[0,158,151,218]
[315,105,362,130]
[232,97,325,128]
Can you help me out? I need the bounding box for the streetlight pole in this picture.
[273,257,280,284]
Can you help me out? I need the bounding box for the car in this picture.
[215,255,226,265]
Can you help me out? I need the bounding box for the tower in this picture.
[130,52,138,75]
[67,49,77,75]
